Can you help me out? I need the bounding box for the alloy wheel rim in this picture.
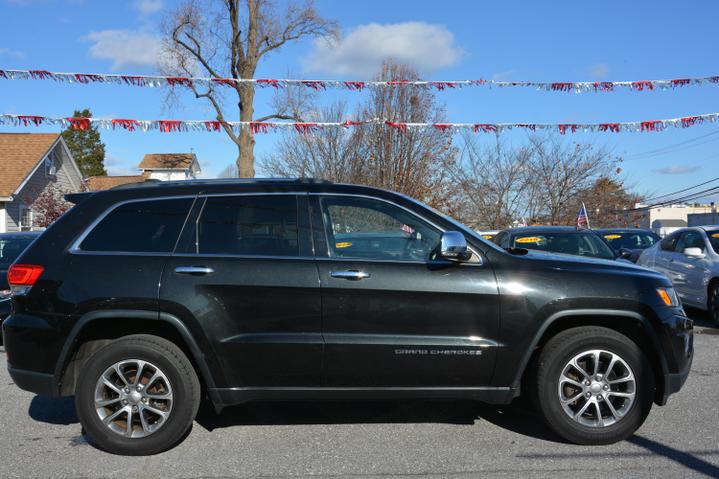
[94,359,174,438]
[557,349,636,428]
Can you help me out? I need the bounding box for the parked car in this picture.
[0,232,41,341]
[637,226,719,323]
[3,179,692,454]
[596,228,661,263]
[493,226,627,262]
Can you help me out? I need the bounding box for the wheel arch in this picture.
[55,310,219,397]
[513,309,669,405]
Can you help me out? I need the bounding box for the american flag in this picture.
[576,203,590,229]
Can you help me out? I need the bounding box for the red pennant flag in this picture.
[551,82,574,92]
[680,116,700,128]
[166,77,193,88]
[558,124,578,134]
[593,82,614,92]
[641,120,660,131]
[159,120,183,132]
[342,120,365,128]
[343,81,365,90]
[671,79,691,87]
[598,123,621,132]
[0,70,9,79]
[293,122,319,134]
[249,122,274,134]
[257,79,280,88]
[211,78,238,87]
[74,73,104,84]
[17,115,46,126]
[631,81,654,91]
[517,124,536,131]
[112,119,140,131]
[431,82,457,90]
[472,124,497,133]
[121,75,146,86]
[66,117,91,130]
[385,121,408,132]
[301,80,326,90]
[433,123,453,132]
[29,70,53,80]
[204,121,222,132]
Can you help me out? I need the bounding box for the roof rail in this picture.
[109,177,334,190]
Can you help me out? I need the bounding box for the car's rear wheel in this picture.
[75,334,201,455]
[708,282,719,324]
[532,326,654,445]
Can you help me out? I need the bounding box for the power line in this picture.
[642,176,719,203]
[625,129,719,159]
[625,185,719,212]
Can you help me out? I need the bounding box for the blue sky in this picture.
[0,0,717,201]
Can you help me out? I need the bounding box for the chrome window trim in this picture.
[69,194,199,255]
[69,190,482,265]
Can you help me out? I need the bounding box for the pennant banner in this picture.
[1,113,717,134]
[2,69,719,93]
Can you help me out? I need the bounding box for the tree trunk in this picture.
[237,85,256,178]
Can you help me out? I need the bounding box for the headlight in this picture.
[657,287,679,307]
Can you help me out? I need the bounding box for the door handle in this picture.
[330,270,370,280]
[175,266,215,276]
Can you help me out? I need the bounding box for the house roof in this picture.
[0,133,60,197]
[139,153,196,170]
[85,175,146,191]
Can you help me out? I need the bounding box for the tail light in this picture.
[7,264,44,296]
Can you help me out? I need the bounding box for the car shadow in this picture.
[28,395,78,425]
[195,398,565,443]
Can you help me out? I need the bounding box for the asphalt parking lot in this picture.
[1,311,717,479]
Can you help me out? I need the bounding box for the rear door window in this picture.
[192,195,299,257]
[80,198,193,253]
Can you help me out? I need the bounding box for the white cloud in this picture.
[133,0,163,14]
[653,165,701,175]
[587,63,610,78]
[85,29,161,70]
[0,47,25,59]
[304,22,461,77]
[104,155,140,176]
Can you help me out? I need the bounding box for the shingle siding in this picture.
[3,139,83,232]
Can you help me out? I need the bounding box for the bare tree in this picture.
[162,0,336,177]
[452,133,533,230]
[262,61,459,212]
[526,136,621,225]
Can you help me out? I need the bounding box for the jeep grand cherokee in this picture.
[2,179,693,455]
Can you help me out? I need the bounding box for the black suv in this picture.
[3,179,693,455]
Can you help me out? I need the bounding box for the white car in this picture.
[637,226,719,323]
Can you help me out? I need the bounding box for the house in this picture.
[631,203,715,236]
[138,153,200,181]
[85,153,201,191]
[0,133,84,232]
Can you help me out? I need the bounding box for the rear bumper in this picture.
[7,366,57,396]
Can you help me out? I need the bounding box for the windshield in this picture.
[0,237,34,269]
[708,230,719,254]
[601,231,658,250]
[512,232,616,260]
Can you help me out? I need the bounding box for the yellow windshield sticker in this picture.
[335,242,353,248]
[712,233,719,238]
[603,234,622,239]
[482,234,494,239]
[516,236,542,244]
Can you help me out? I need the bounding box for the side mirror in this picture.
[440,231,471,262]
[618,248,633,259]
[683,247,704,258]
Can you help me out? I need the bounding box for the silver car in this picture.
[637,226,719,323]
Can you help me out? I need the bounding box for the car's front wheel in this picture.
[75,334,201,455]
[532,326,654,445]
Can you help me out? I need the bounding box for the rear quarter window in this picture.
[79,198,194,253]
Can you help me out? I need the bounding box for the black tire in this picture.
[532,326,654,445]
[708,282,719,325]
[75,334,201,455]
